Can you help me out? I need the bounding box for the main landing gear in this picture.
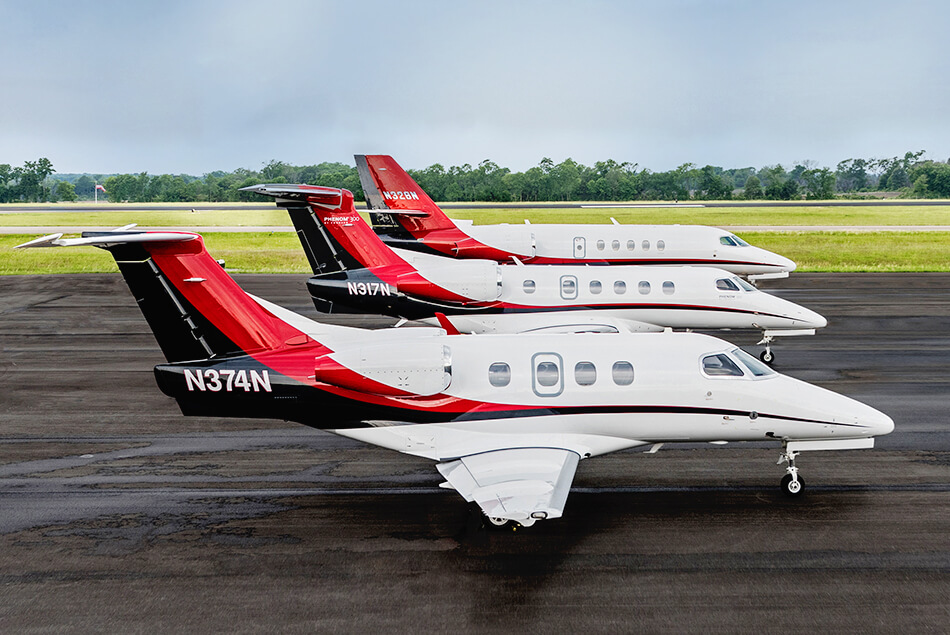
[777,446,804,497]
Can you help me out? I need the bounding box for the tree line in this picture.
[3,152,950,204]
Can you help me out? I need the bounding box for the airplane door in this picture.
[560,275,578,300]
[573,236,586,258]
[532,352,564,397]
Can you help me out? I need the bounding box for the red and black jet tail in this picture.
[16,230,308,363]
[355,154,458,234]
[241,184,407,272]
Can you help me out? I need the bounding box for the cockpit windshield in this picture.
[716,278,740,292]
[701,353,744,376]
[732,348,776,377]
[719,234,750,247]
[734,276,757,292]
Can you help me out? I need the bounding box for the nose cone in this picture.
[799,306,827,329]
[759,294,827,330]
[828,390,895,437]
[756,247,796,273]
[868,409,895,437]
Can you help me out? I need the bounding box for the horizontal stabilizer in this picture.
[437,447,579,525]
[16,230,195,249]
[240,183,344,204]
[385,209,430,217]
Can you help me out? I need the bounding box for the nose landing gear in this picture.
[777,446,804,496]
[758,333,775,365]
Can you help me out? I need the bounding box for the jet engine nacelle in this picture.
[401,260,502,302]
[317,341,452,396]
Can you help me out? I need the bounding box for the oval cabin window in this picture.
[612,361,635,385]
[574,361,597,386]
[536,361,560,387]
[488,362,511,387]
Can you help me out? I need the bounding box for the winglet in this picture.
[434,312,461,335]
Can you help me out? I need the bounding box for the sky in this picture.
[2,0,948,175]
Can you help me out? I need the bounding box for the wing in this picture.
[437,448,580,526]
[420,312,665,335]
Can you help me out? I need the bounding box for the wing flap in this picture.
[437,447,579,525]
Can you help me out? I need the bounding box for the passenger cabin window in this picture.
[702,354,744,377]
[614,281,627,294]
[612,361,635,385]
[626,240,636,251]
[574,361,597,386]
[657,240,665,251]
[488,362,511,387]
[662,281,675,295]
[589,280,603,294]
[523,280,536,294]
[596,240,606,251]
[716,278,741,292]
[561,276,578,299]
[638,281,651,295]
[611,240,620,251]
[536,361,560,387]
[642,240,650,251]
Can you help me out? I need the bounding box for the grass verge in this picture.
[2,204,950,228]
[4,231,950,274]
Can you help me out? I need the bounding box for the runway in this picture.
[1,273,948,632]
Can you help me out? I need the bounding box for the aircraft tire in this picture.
[781,473,805,497]
[760,349,775,364]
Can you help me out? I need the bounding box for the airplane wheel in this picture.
[760,349,775,364]
[487,516,511,528]
[781,473,804,497]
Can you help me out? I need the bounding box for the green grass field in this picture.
[2,203,950,228]
[4,230,950,275]
[4,201,950,274]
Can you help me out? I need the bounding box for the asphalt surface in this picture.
[1,273,948,633]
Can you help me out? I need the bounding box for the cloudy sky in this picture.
[2,0,948,175]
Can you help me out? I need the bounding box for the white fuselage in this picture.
[393,248,825,335]
[317,329,893,462]
[457,221,797,275]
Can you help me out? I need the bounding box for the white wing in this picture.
[437,448,580,526]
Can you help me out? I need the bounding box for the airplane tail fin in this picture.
[16,230,306,363]
[242,184,407,271]
[354,155,457,233]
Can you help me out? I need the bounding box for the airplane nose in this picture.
[868,410,895,436]
[800,308,827,329]
[774,252,797,273]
